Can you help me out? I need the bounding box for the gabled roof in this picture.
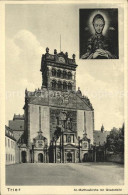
[76,94,93,111]
[93,130,110,146]
[5,125,16,141]
[26,88,93,111]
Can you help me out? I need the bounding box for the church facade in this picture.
[17,48,94,163]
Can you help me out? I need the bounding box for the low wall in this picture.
[106,153,124,164]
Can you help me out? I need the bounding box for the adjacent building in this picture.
[9,114,24,141]
[5,126,16,165]
[93,125,110,162]
[93,125,110,146]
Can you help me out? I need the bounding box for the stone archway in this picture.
[67,152,72,163]
[38,153,43,163]
[83,153,88,162]
[21,151,27,163]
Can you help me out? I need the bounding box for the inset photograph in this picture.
[79,9,119,59]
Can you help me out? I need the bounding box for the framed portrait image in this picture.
[79,9,119,59]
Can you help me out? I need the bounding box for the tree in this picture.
[106,124,124,154]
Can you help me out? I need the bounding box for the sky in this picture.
[5,3,124,130]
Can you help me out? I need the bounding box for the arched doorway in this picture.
[67,152,72,163]
[38,153,43,163]
[21,151,26,163]
[83,153,88,162]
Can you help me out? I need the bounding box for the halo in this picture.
[88,10,109,36]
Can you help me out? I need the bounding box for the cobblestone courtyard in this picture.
[6,162,124,185]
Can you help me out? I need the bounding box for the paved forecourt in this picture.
[6,162,124,185]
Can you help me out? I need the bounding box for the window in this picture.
[63,71,67,79]
[56,117,59,125]
[68,83,72,90]
[57,81,62,90]
[51,80,56,89]
[67,72,72,79]
[63,82,67,91]
[67,135,71,143]
[52,69,56,76]
[57,69,61,77]
[5,138,7,146]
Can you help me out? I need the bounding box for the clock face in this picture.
[58,57,65,63]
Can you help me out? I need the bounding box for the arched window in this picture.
[68,83,72,90]
[57,81,62,90]
[51,80,56,89]
[38,153,43,163]
[57,69,61,77]
[67,72,72,79]
[63,82,67,91]
[52,68,56,76]
[63,71,67,79]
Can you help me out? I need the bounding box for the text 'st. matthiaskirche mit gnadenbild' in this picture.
[11,48,95,163]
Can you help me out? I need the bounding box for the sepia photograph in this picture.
[0,1,128,195]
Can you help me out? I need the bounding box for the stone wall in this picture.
[77,110,84,139]
[85,111,94,145]
[77,110,94,144]
[106,153,124,164]
[29,104,50,144]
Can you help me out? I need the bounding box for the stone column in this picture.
[27,149,30,163]
[74,150,76,163]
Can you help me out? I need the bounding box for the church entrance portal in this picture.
[83,153,88,162]
[38,153,43,163]
[21,151,27,163]
[67,152,72,163]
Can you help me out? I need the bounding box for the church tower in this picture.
[40,48,77,92]
[22,47,94,163]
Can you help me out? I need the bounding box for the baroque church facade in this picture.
[18,48,94,163]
